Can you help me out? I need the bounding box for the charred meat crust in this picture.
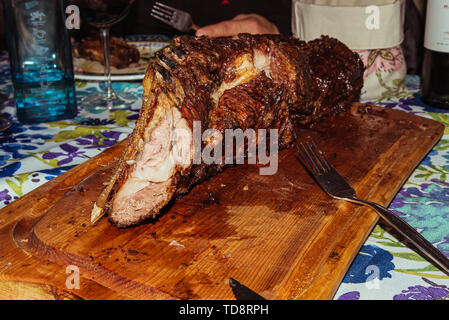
[74,36,140,69]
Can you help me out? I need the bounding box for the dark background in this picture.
[0,0,427,75]
[121,0,293,36]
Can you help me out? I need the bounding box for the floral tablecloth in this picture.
[0,52,448,300]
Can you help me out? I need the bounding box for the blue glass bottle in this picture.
[2,0,77,123]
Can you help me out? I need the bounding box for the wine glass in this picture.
[74,0,137,111]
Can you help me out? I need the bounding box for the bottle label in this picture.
[424,1,449,53]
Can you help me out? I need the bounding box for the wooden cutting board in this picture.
[0,103,444,300]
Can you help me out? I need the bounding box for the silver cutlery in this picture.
[296,141,449,275]
[150,2,199,32]
[229,278,266,300]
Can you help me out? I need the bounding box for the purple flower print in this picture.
[0,189,12,203]
[355,48,403,77]
[74,131,122,149]
[127,113,139,121]
[394,285,449,300]
[388,180,449,252]
[42,143,88,166]
[337,291,360,300]
[102,131,122,140]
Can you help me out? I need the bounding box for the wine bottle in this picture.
[421,1,449,109]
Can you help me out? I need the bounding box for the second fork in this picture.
[151,2,199,32]
[296,141,449,275]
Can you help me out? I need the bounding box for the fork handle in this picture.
[349,197,449,275]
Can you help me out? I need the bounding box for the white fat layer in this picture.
[132,106,193,185]
[211,50,272,104]
[135,108,175,182]
[211,53,260,104]
[253,49,272,78]
[113,105,191,208]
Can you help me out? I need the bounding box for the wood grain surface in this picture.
[0,103,444,300]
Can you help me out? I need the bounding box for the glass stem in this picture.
[99,27,115,99]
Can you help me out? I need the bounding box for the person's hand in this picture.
[196,14,279,38]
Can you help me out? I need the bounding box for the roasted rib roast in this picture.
[91,34,364,227]
[74,36,140,69]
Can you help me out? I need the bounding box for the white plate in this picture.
[74,73,146,81]
[74,34,171,82]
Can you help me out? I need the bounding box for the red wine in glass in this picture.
[76,0,133,28]
[72,0,137,111]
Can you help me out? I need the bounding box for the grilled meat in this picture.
[91,34,364,228]
[75,36,140,69]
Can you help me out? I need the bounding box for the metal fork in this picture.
[151,2,199,32]
[296,141,449,275]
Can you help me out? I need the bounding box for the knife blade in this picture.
[229,277,267,300]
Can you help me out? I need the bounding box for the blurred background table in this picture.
[0,51,448,300]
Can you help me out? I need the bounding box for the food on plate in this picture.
[91,34,364,227]
[74,36,140,69]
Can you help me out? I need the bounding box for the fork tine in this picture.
[311,141,332,171]
[151,8,173,21]
[306,141,329,173]
[305,141,327,173]
[151,8,172,20]
[296,143,319,174]
[153,3,174,15]
[155,2,176,13]
[303,142,327,174]
[151,12,171,25]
